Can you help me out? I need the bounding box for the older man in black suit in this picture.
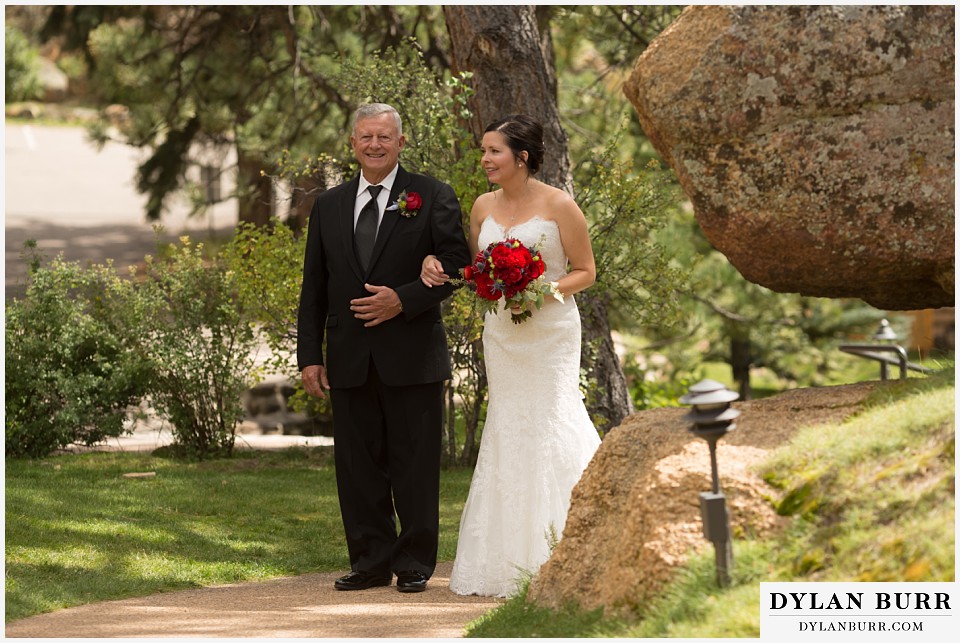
[297,103,470,593]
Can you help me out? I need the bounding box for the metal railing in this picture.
[839,345,934,380]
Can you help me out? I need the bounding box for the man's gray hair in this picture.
[351,103,403,136]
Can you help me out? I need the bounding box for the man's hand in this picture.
[350,283,403,327]
[302,364,330,399]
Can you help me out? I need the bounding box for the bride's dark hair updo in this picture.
[485,114,545,175]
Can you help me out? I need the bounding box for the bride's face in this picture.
[481,131,524,184]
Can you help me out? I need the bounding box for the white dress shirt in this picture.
[354,164,399,231]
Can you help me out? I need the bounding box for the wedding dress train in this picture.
[448,215,601,598]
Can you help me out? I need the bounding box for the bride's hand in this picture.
[420,255,449,288]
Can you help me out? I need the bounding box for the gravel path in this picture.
[4,561,501,638]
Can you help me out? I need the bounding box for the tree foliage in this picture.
[646,207,890,399]
[16,4,898,454]
[551,6,683,168]
[5,25,44,102]
[42,5,452,224]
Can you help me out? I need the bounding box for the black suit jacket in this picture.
[297,164,470,388]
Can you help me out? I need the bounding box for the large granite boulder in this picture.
[526,383,876,615]
[624,5,954,310]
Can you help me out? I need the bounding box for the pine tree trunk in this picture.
[444,5,633,432]
[579,290,634,433]
[443,5,571,193]
[237,151,273,227]
[730,337,753,401]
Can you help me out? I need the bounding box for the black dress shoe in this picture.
[396,570,428,593]
[334,570,392,591]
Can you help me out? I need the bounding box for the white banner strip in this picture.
[761,582,956,641]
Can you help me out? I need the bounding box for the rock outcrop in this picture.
[624,5,954,310]
[526,383,876,616]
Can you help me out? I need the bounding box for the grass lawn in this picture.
[4,446,473,622]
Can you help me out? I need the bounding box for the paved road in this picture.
[4,122,237,298]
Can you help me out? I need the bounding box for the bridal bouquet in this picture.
[461,238,563,324]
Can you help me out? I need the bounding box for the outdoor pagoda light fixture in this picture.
[679,379,740,588]
[872,318,904,380]
[873,318,898,342]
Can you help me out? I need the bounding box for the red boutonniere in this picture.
[391,190,422,218]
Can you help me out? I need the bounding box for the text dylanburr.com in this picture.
[761,582,956,641]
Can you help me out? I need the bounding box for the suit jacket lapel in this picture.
[339,175,364,281]
[367,164,411,272]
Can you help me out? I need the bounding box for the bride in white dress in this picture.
[421,115,601,597]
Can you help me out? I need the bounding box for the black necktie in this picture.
[355,185,382,271]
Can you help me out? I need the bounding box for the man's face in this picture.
[350,113,405,181]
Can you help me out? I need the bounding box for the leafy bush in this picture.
[221,221,304,380]
[5,25,43,103]
[131,236,261,459]
[222,220,330,420]
[626,365,697,411]
[5,246,151,458]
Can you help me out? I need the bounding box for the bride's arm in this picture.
[466,196,488,256]
[552,194,596,298]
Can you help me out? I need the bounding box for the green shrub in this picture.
[626,364,697,411]
[221,221,304,380]
[5,25,43,103]
[222,220,328,417]
[131,236,261,459]
[5,247,151,458]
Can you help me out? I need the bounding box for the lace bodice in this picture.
[478,216,568,283]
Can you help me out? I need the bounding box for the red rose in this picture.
[405,191,423,211]
[474,272,500,300]
[459,238,552,323]
[502,253,523,271]
[503,284,524,299]
[499,267,523,286]
[490,245,511,264]
[526,254,545,279]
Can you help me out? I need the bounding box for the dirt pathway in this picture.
[4,561,501,638]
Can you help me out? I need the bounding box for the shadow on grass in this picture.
[5,450,343,619]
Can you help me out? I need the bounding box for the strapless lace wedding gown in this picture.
[448,216,601,598]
